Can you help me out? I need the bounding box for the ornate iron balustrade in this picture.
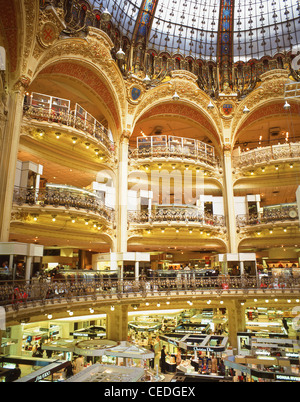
[1,275,300,310]
[23,105,114,154]
[236,204,299,228]
[128,209,225,227]
[129,147,219,168]
[13,186,115,223]
[233,143,300,169]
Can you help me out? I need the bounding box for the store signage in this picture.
[286,353,300,358]
[276,374,300,382]
[35,371,51,382]
[71,332,89,337]
[255,350,271,356]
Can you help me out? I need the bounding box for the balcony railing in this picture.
[13,186,115,223]
[1,275,299,310]
[128,209,225,227]
[233,142,300,170]
[236,204,299,228]
[129,135,218,168]
[23,104,114,154]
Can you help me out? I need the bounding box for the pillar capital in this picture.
[120,130,131,143]
[13,75,31,93]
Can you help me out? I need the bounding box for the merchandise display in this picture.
[64,363,145,383]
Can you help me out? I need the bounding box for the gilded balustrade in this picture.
[23,105,114,154]
[13,186,115,223]
[129,147,219,168]
[236,204,299,228]
[1,275,299,310]
[128,209,225,227]
[233,143,300,170]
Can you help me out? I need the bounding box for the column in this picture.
[0,80,28,242]
[135,261,139,281]
[106,304,129,342]
[223,145,238,253]
[116,131,130,253]
[25,256,33,282]
[226,300,246,352]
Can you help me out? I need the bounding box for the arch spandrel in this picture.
[231,69,295,144]
[131,82,223,149]
[32,33,128,137]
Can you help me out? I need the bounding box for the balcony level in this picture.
[23,92,114,157]
[128,208,225,230]
[129,134,221,173]
[12,185,115,226]
[236,203,299,229]
[1,276,300,328]
[233,142,300,173]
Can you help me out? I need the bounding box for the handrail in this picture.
[23,104,114,154]
[129,147,219,168]
[12,186,115,223]
[128,209,225,227]
[1,275,299,310]
[236,204,298,227]
[233,142,300,169]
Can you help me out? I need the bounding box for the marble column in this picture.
[106,304,129,342]
[116,131,130,253]
[223,146,238,253]
[0,80,28,242]
[226,300,246,352]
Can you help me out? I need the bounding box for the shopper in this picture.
[149,344,155,370]
[175,349,182,367]
[73,355,84,374]
[160,345,167,374]
[64,363,74,379]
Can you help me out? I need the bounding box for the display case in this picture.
[137,135,167,152]
[51,96,70,114]
[30,92,70,115]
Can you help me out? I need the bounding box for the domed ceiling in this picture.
[87,0,300,61]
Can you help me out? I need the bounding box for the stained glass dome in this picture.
[85,0,300,61]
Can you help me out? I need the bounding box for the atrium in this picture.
[0,0,300,384]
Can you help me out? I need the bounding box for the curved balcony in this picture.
[233,142,300,171]
[1,275,300,312]
[23,103,114,155]
[128,208,225,229]
[12,186,115,224]
[129,135,219,170]
[236,203,299,228]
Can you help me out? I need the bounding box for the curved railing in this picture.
[128,209,225,228]
[23,106,114,154]
[13,186,115,223]
[129,147,219,168]
[233,142,300,170]
[1,275,299,310]
[236,204,298,228]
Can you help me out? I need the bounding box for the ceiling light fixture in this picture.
[207,100,215,110]
[172,91,180,101]
[116,47,125,60]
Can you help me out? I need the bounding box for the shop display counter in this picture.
[172,372,230,382]
[165,356,177,373]
[71,340,154,367]
[64,363,144,382]
[15,360,71,382]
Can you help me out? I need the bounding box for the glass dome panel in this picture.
[88,0,300,61]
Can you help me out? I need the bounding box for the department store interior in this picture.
[1,0,300,383]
